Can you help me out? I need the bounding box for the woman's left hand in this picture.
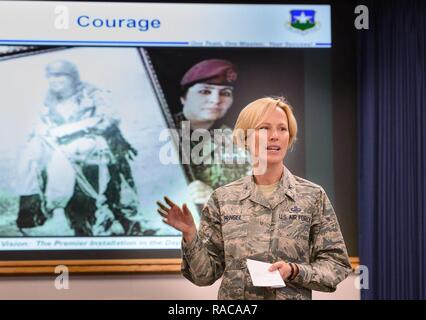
[269,261,292,281]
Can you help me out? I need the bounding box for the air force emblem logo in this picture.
[288,10,319,33]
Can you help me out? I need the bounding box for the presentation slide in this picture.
[0,2,356,259]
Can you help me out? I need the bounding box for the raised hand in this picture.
[156,196,197,243]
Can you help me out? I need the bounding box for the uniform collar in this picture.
[239,166,297,209]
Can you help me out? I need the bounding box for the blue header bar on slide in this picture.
[0,2,331,48]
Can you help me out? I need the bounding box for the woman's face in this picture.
[248,106,290,169]
[180,83,234,122]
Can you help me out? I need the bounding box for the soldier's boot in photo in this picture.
[64,179,97,236]
[16,194,47,230]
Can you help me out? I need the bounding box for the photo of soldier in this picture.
[16,60,144,236]
[143,48,308,209]
[173,59,252,205]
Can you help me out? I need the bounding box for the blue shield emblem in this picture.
[290,10,316,31]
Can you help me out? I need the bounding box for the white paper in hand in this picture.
[246,259,286,288]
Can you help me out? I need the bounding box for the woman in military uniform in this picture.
[157,97,351,300]
[173,59,251,205]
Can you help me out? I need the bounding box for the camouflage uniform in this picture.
[181,167,352,300]
[174,111,251,190]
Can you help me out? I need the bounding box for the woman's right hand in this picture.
[156,196,197,243]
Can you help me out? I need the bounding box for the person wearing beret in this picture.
[174,59,251,205]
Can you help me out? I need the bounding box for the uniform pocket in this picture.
[222,219,249,239]
[221,208,249,239]
[218,270,245,300]
[222,212,249,259]
[276,213,312,261]
[277,213,311,240]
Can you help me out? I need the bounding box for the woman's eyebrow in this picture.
[199,85,233,90]
[257,122,288,127]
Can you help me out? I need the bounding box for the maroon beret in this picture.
[180,59,237,88]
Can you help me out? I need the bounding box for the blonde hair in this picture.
[233,96,298,148]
